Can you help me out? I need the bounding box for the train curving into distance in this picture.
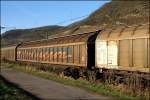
[1,24,150,88]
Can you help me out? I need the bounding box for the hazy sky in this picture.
[1,1,110,33]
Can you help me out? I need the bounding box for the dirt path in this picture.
[1,68,114,100]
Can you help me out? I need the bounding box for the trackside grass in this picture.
[1,62,147,100]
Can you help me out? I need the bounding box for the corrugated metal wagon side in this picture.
[17,31,100,69]
[96,24,149,73]
[1,46,17,61]
[95,24,149,89]
[16,30,101,79]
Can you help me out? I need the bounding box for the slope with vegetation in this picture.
[1,0,149,47]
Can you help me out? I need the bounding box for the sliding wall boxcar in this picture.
[17,30,100,68]
[1,46,17,61]
[96,24,149,73]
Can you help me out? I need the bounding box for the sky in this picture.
[1,1,110,33]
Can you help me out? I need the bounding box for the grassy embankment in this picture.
[1,62,148,100]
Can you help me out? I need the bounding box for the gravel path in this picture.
[1,68,114,100]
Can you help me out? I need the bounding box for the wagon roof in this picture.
[1,46,17,50]
[18,26,102,48]
[1,44,19,49]
[97,24,149,40]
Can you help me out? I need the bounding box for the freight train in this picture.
[1,24,150,88]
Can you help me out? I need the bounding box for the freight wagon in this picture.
[16,30,99,68]
[95,24,149,87]
[1,46,17,61]
[1,24,149,88]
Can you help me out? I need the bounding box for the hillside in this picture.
[69,0,149,28]
[1,0,149,47]
[1,25,63,47]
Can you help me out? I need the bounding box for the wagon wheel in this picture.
[63,67,72,77]
[72,68,80,80]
